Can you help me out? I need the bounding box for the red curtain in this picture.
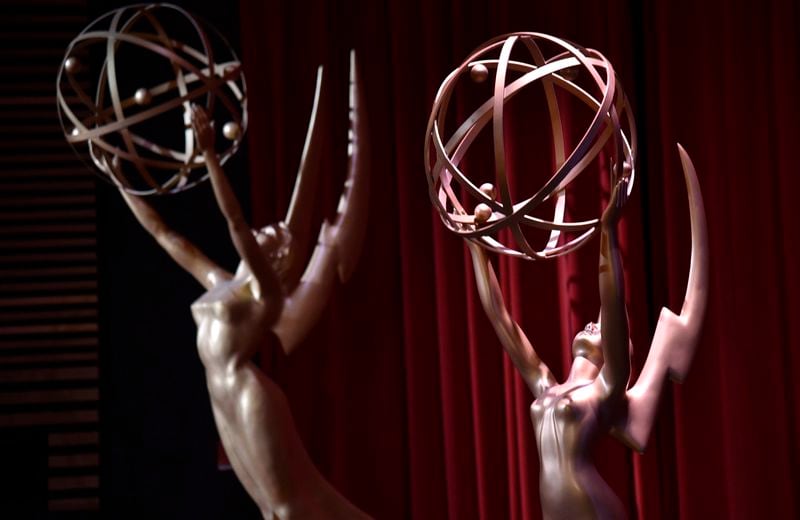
[237,0,799,518]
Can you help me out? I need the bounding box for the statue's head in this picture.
[254,223,292,276]
[572,322,604,367]
[234,223,292,284]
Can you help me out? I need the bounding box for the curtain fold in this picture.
[238,0,799,518]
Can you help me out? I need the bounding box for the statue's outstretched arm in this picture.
[596,177,632,402]
[272,51,369,354]
[612,145,708,452]
[468,241,555,398]
[191,106,282,304]
[120,190,231,290]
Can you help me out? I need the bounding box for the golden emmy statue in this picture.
[425,32,708,519]
[58,5,371,518]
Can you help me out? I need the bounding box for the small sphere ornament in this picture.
[133,88,152,106]
[479,182,496,199]
[64,56,79,74]
[474,203,493,224]
[470,63,489,83]
[223,121,242,141]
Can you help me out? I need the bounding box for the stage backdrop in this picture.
[236,0,799,519]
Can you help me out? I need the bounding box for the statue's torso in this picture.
[531,381,625,520]
[190,276,269,370]
[189,276,369,520]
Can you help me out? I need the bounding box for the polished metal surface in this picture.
[57,4,247,195]
[430,33,708,520]
[118,51,371,519]
[425,32,637,261]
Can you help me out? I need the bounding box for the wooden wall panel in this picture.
[0,1,99,515]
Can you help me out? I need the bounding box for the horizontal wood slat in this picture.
[49,453,99,469]
[0,307,97,323]
[49,431,98,447]
[0,388,98,405]
[0,294,98,308]
[48,497,99,512]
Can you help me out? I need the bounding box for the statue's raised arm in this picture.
[468,241,556,397]
[596,175,632,402]
[191,105,282,307]
[119,190,232,290]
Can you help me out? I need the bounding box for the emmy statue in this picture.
[425,33,708,519]
[58,5,371,519]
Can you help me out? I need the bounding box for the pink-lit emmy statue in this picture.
[58,5,371,518]
[425,33,708,519]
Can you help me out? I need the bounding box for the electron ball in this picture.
[470,63,489,83]
[64,57,79,74]
[134,88,152,106]
[474,203,493,224]
[222,122,241,141]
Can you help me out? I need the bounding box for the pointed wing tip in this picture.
[349,49,361,109]
[316,64,324,80]
[348,49,357,83]
[675,142,699,186]
[676,142,692,168]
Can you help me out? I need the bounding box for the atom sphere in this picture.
[425,32,637,260]
[57,4,248,195]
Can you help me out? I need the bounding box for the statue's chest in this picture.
[530,383,595,432]
[191,278,257,324]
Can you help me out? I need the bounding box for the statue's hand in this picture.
[190,105,215,152]
[601,176,629,228]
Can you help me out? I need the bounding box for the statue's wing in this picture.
[283,65,328,289]
[272,51,369,354]
[326,49,369,282]
[613,144,709,452]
